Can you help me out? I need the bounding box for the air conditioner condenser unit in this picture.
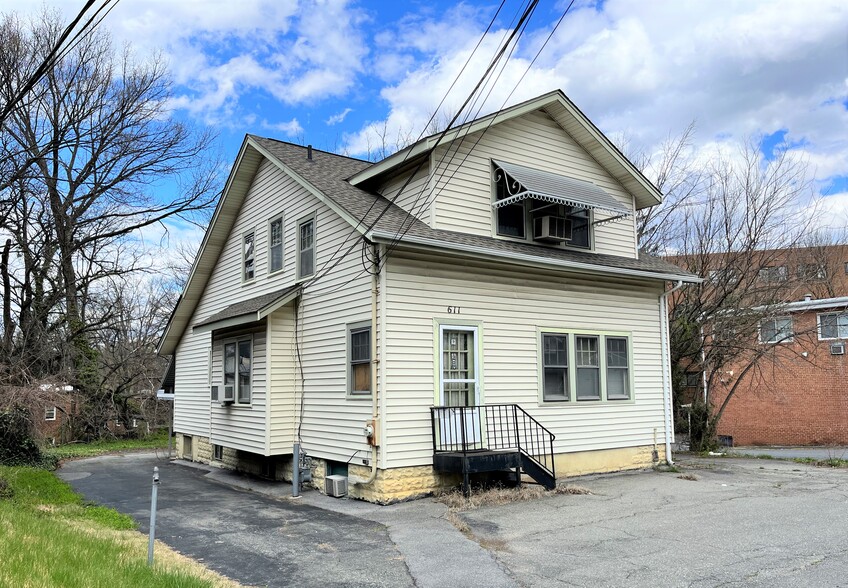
[533,215,572,243]
[325,474,348,498]
[830,342,845,356]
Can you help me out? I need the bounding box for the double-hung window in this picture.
[348,324,372,396]
[268,216,284,274]
[297,215,315,279]
[44,406,57,421]
[223,338,252,404]
[542,334,568,401]
[242,232,255,281]
[818,312,848,340]
[540,331,632,403]
[759,317,793,344]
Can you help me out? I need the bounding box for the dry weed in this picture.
[677,474,699,481]
[553,484,593,495]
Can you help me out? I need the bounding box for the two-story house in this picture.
[157,90,698,503]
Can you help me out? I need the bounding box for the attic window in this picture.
[243,232,255,282]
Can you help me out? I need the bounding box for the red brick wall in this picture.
[711,311,848,446]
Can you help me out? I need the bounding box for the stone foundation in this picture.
[173,434,664,504]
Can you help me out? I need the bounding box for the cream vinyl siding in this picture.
[210,325,267,453]
[173,157,373,461]
[430,110,638,258]
[383,249,665,468]
[376,164,431,222]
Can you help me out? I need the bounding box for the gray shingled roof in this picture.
[195,285,301,329]
[250,136,697,281]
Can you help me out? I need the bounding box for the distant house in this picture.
[676,245,848,446]
[157,90,697,502]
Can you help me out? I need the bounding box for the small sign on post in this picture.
[148,466,160,566]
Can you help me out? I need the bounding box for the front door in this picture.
[439,326,481,448]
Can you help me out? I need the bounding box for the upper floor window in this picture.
[758,266,787,283]
[797,263,826,281]
[242,232,255,282]
[759,317,793,344]
[818,312,848,340]
[297,215,315,279]
[269,216,284,274]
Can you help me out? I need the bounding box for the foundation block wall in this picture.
[173,435,663,503]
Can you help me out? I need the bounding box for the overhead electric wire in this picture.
[301,0,541,296]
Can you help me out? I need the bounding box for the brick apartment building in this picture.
[673,245,848,446]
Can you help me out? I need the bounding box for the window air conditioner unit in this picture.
[830,342,845,356]
[325,474,348,498]
[221,385,235,404]
[210,385,219,402]
[533,215,572,243]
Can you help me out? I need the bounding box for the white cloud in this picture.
[326,108,353,125]
[343,0,848,197]
[263,118,304,137]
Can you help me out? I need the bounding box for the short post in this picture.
[148,466,160,566]
[292,443,301,498]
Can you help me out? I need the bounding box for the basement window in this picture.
[213,444,223,461]
[44,406,57,421]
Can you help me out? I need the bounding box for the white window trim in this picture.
[490,162,595,252]
[537,328,635,405]
[242,230,256,284]
[221,334,254,406]
[758,316,794,344]
[817,311,848,341]
[267,214,284,275]
[346,321,372,398]
[44,406,57,421]
[296,212,317,281]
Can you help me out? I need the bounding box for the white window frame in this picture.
[242,230,256,283]
[268,214,284,275]
[817,312,848,341]
[758,266,788,283]
[44,406,57,421]
[541,333,569,402]
[296,213,316,280]
[347,321,372,397]
[758,316,793,344]
[537,329,634,404]
[222,335,253,405]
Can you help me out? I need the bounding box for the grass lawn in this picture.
[0,466,241,588]
[45,429,171,461]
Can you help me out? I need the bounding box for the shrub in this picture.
[0,406,45,467]
[688,400,718,453]
[0,477,13,500]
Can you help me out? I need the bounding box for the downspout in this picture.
[358,242,380,485]
[659,280,684,465]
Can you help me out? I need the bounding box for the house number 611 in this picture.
[447,306,461,314]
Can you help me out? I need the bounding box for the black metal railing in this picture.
[430,404,556,478]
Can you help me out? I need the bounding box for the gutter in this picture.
[659,280,684,465]
[368,230,701,284]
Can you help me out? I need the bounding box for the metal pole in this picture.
[292,443,300,497]
[148,466,160,566]
[167,406,173,459]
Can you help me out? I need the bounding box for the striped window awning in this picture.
[491,160,633,218]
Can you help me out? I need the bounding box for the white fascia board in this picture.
[257,288,300,320]
[157,137,258,356]
[192,313,258,334]
[368,230,701,284]
[248,138,367,236]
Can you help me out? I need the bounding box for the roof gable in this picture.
[348,90,662,210]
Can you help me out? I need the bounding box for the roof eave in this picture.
[368,230,701,284]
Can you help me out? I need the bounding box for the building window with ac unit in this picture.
[242,231,255,282]
[268,215,284,274]
[759,317,793,344]
[539,330,632,403]
[818,312,848,340]
[492,163,592,249]
[297,214,315,279]
[223,337,252,404]
[348,323,372,396]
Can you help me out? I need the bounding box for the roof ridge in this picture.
[248,134,373,165]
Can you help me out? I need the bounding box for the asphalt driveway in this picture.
[60,452,848,588]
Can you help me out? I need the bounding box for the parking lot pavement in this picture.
[59,454,415,588]
[458,456,848,587]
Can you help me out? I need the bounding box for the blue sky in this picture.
[6,0,848,237]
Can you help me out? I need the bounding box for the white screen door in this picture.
[439,326,481,447]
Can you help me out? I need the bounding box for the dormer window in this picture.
[492,160,632,250]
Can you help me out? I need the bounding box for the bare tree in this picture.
[0,9,220,436]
